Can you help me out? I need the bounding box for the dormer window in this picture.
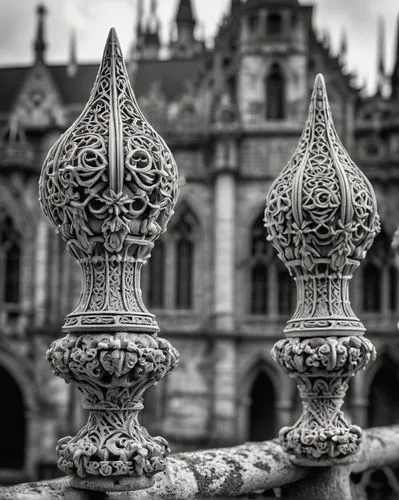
[267,12,283,36]
[266,63,285,120]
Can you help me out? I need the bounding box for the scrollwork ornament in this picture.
[264,74,380,337]
[39,28,179,333]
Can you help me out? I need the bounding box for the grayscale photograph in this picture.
[0,0,398,499]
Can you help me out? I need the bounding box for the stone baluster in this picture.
[264,75,378,487]
[38,29,179,492]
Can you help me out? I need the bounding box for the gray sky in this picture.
[0,0,397,94]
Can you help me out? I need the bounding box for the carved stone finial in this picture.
[40,27,179,334]
[39,29,179,491]
[265,74,377,466]
[265,73,380,338]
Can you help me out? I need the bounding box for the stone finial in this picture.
[39,29,179,491]
[265,74,380,337]
[40,27,179,334]
[265,75,377,466]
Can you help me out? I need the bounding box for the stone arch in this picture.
[238,354,289,442]
[0,349,39,479]
[365,349,399,427]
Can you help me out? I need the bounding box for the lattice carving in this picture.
[265,74,377,465]
[39,29,180,491]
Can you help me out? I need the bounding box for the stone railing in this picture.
[0,29,398,500]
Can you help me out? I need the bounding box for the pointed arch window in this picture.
[142,202,199,311]
[0,210,21,307]
[250,213,294,316]
[173,208,198,309]
[148,240,166,309]
[266,63,285,120]
[362,228,397,314]
[267,12,283,36]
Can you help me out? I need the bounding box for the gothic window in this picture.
[249,368,276,441]
[0,210,21,307]
[278,262,294,315]
[267,12,283,36]
[173,208,197,309]
[250,213,294,316]
[142,203,199,311]
[266,63,285,120]
[368,362,399,427]
[362,228,397,314]
[0,365,25,468]
[148,240,165,308]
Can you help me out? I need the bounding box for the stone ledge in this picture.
[1,426,399,499]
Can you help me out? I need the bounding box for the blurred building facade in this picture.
[0,0,399,484]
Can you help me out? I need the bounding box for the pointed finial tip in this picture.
[313,74,327,100]
[106,27,121,44]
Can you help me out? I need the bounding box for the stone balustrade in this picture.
[1,425,399,499]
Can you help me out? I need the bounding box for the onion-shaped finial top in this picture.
[39,28,179,258]
[265,74,380,275]
[265,74,380,337]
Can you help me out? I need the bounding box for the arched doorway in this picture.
[368,363,399,427]
[249,370,276,441]
[0,364,25,468]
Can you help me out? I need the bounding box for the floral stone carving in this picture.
[265,75,378,465]
[39,29,180,491]
[272,336,375,464]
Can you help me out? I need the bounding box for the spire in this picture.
[392,13,399,100]
[148,0,160,34]
[176,0,196,26]
[136,0,143,48]
[141,0,160,60]
[339,28,348,64]
[67,29,77,78]
[33,3,47,63]
[173,0,197,56]
[376,16,386,96]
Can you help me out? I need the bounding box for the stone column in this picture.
[214,138,237,331]
[212,134,238,444]
[33,217,48,327]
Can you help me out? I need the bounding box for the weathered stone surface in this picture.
[2,426,399,499]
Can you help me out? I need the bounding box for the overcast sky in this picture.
[0,0,397,94]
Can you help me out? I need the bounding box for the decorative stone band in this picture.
[47,332,179,489]
[63,241,158,333]
[285,261,363,337]
[272,336,376,465]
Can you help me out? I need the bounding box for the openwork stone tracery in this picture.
[265,74,378,465]
[39,29,179,491]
